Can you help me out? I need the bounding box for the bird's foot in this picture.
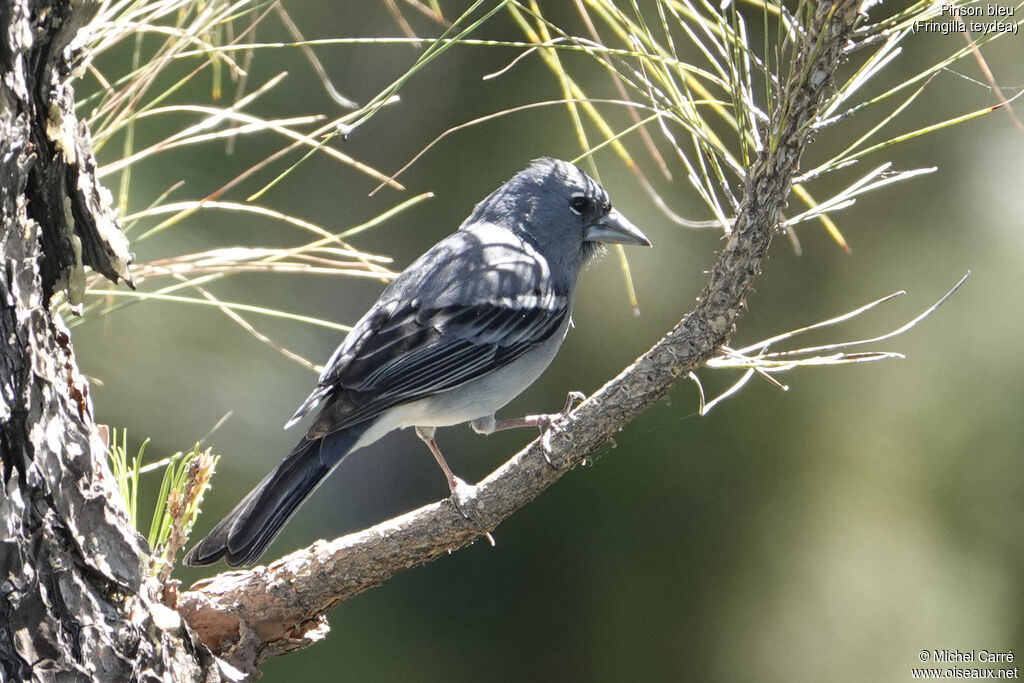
[449,476,478,515]
[449,477,495,546]
[487,392,586,467]
[538,391,586,466]
[560,390,587,417]
[491,391,586,433]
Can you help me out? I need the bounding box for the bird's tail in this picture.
[183,421,372,568]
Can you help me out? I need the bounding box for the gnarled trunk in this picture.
[0,1,211,680]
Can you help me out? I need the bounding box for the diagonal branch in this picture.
[177,2,862,676]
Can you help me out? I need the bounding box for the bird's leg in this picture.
[415,426,492,543]
[414,426,459,492]
[490,391,586,433]
[475,391,586,468]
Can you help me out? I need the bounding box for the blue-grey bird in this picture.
[183,158,651,567]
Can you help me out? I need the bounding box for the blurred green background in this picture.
[75,3,1022,681]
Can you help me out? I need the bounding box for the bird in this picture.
[183,157,651,567]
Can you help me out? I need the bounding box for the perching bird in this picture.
[184,157,651,567]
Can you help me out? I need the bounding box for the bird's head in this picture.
[467,157,651,274]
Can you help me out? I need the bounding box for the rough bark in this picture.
[0,1,214,680]
[177,2,863,677]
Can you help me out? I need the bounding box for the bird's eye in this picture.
[569,193,589,215]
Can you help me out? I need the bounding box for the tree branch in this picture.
[177,2,862,675]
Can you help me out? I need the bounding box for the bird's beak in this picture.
[585,209,651,247]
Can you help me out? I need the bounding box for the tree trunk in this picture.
[0,1,213,680]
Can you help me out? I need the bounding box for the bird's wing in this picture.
[288,227,571,437]
[300,295,569,437]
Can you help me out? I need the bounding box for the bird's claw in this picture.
[561,391,586,416]
[449,478,496,546]
[449,477,491,537]
[449,477,477,516]
[540,390,586,467]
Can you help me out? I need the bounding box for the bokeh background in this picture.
[75,3,1022,681]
